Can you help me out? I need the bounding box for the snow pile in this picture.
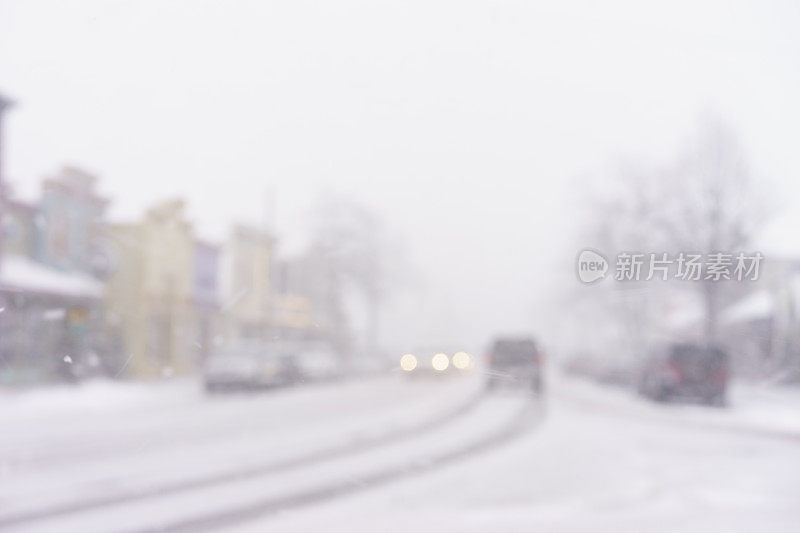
[0,377,200,424]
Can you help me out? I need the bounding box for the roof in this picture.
[0,256,103,300]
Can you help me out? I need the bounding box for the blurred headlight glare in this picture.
[452,351,471,370]
[400,353,417,371]
[431,353,449,371]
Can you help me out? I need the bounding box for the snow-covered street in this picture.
[235,377,800,533]
[0,375,485,527]
[0,374,798,532]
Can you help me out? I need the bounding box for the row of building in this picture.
[0,96,343,384]
[0,167,326,382]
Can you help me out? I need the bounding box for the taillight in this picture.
[665,362,682,383]
[712,368,727,385]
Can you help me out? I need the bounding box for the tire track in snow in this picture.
[124,394,544,533]
[0,388,485,528]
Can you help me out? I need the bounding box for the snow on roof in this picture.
[722,289,774,325]
[0,256,103,300]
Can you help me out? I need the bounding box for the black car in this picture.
[485,337,544,394]
[638,343,728,406]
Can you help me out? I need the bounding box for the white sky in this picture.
[1,0,799,350]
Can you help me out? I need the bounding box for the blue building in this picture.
[0,168,110,383]
[193,239,221,362]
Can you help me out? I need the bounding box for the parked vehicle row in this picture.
[564,342,730,407]
[203,340,341,392]
[637,343,729,406]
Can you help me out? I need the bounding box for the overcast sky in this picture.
[1,0,799,350]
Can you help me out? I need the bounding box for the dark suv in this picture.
[638,343,728,406]
[485,337,544,394]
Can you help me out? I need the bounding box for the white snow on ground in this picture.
[1,373,799,533]
[230,375,800,533]
[0,377,200,422]
[11,394,531,533]
[558,376,800,437]
[0,374,481,524]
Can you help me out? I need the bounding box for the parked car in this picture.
[485,337,544,394]
[637,343,729,405]
[203,341,302,392]
[292,341,343,382]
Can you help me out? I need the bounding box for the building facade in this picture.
[193,240,221,362]
[105,199,220,378]
[0,168,108,384]
[222,225,275,340]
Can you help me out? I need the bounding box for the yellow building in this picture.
[273,293,313,331]
[222,225,275,339]
[221,225,314,341]
[105,199,219,378]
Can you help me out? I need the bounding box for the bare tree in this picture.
[589,116,764,346]
[310,197,396,357]
[660,119,762,342]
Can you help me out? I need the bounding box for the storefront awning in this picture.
[0,256,103,300]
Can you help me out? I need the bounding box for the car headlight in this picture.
[431,353,449,371]
[400,353,418,371]
[452,351,472,370]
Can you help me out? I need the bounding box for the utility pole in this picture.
[0,94,16,275]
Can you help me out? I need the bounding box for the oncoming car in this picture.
[485,337,544,394]
[399,348,475,377]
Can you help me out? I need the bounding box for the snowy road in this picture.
[1,374,528,531]
[1,374,799,532]
[231,376,800,533]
